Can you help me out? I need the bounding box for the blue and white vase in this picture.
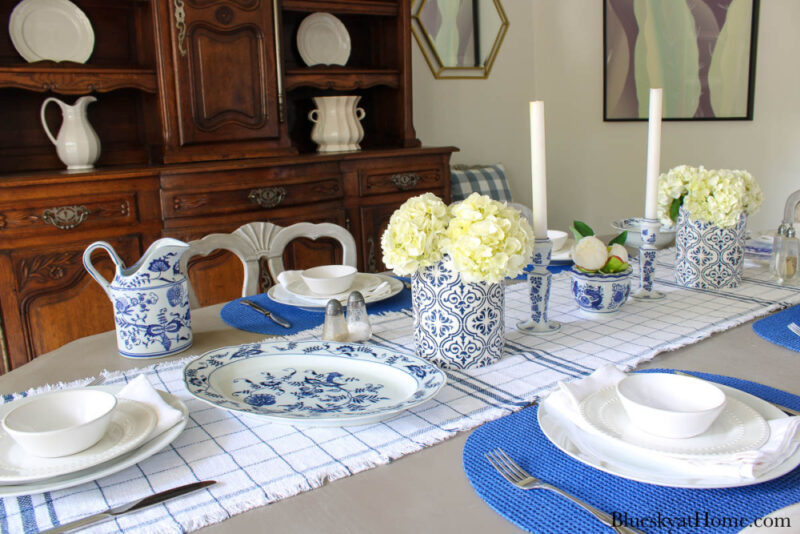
[675,207,746,289]
[412,259,504,369]
[570,267,632,313]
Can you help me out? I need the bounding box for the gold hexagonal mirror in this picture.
[412,0,508,79]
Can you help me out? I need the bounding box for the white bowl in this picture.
[301,265,357,295]
[616,373,727,439]
[547,230,568,251]
[1,389,117,457]
[611,218,676,248]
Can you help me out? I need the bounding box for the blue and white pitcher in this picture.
[83,238,193,359]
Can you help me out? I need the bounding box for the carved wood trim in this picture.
[283,71,400,92]
[16,251,84,292]
[0,200,131,232]
[173,195,210,211]
[0,68,158,94]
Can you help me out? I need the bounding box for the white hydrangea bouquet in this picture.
[381,192,533,370]
[658,165,764,289]
[381,192,534,283]
[658,165,763,229]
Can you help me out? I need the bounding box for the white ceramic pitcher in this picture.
[308,95,365,153]
[40,96,101,170]
[83,238,193,359]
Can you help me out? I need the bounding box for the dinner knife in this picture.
[674,370,800,416]
[240,299,292,328]
[40,480,216,534]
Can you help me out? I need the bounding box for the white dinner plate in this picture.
[297,12,351,67]
[9,0,94,63]
[0,385,187,497]
[0,399,156,484]
[184,340,446,427]
[579,386,770,457]
[538,383,800,488]
[268,274,403,308]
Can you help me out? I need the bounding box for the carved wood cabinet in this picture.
[0,0,455,373]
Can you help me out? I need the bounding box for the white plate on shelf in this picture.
[269,274,403,308]
[538,383,800,489]
[9,0,94,63]
[578,386,770,457]
[297,12,351,67]
[184,341,446,427]
[0,385,187,497]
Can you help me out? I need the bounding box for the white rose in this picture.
[573,236,608,271]
[608,243,628,264]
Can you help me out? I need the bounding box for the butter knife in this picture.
[240,299,292,328]
[674,370,800,416]
[40,480,216,533]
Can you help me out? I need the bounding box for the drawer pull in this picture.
[248,187,287,209]
[42,205,89,230]
[390,173,421,191]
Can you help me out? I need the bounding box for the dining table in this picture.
[1,265,800,533]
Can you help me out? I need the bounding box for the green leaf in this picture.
[608,231,628,246]
[569,226,583,242]
[573,220,595,237]
[669,197,683,222]
[601,256,629,273]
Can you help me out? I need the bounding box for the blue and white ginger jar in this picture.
[570,266,632,313]
[674,207,746,289]
[412,259,504,370]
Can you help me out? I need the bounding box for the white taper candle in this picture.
[644,88,663,220]
[530,101,548,237]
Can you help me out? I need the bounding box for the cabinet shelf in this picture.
[284,68,400,91]
[281,0,398,16]
[0,64,158,94]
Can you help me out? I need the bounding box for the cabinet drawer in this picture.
[358,162,444,197]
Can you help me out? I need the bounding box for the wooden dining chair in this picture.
[180,221,358,308]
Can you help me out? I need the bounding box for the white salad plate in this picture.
[268,274,403,308]
[0,385,187,497]
[579,386,770,457]
[538,383,800,489]
[9,0,94,63]
[184,341,446,427]
[0,398,155,484]
[297,12,351,67]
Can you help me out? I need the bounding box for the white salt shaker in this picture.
[322,299,349,342]
[346,291,372,342]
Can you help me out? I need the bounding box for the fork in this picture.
[788,322,800,337]
[485,448,645,534]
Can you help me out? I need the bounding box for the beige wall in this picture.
[412,0,800,234]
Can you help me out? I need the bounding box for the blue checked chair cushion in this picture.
[450,163,513,203]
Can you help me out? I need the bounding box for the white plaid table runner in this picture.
[3,250,800,533]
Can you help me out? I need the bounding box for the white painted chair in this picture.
[180,221,358,308]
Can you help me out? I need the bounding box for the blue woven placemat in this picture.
[220,284,413,335]
[463,369,800,533]
[753,304,800,352]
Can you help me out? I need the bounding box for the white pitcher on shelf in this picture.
[40,95,101,170]
[308,95,365,153]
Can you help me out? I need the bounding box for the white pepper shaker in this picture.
[346,291,372,342]
[322,299,349,341]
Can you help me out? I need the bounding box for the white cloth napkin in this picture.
[277,270,391,303]
[118,375,184,439]
[546,365,800,479]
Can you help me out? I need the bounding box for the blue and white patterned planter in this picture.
[412,259,504,369]
[675,207,746,289]
[570,267,632,313]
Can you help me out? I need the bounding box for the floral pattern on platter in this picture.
[570,267,632,313]
[412,259,504,369]
[675,206,746,289]
[182,341,447,426]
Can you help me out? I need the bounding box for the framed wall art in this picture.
[604,0,759,121]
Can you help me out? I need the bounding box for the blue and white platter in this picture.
[183,341,447,427]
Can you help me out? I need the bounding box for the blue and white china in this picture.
[412,258,504,369]
[675,207,746,289]
[745,236,773,261]
[611,217,676,248]
[519,238,561,334]
[83,238,192,359]
[183,341,447,426]
[631,218,665,300]
[570,266,632,313]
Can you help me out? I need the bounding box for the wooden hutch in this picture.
[0,0,455,373]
